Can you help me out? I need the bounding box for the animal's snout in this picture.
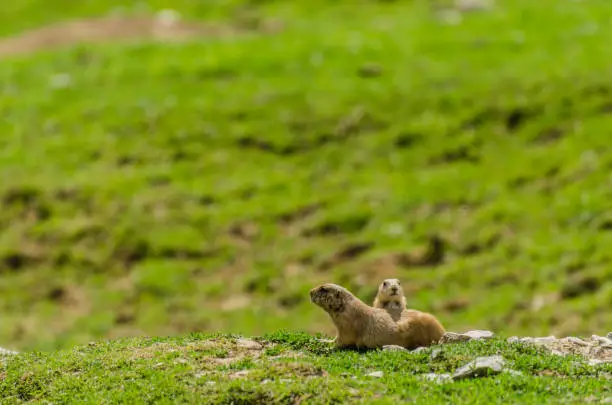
[390,285,398,294]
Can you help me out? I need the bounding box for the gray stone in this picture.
[591,335,612,347]
[367,371,383,378]
[439,330,494,344]
[411,347,428,353]
[508,336,557,346]
[430,348,443,360]
[452,355,506,380]
[563,337,588,346]
[439,332,472,344]
[550,349,567,357]
[422,373,452,384]
[383,345,409,352]
[607,332,612,340]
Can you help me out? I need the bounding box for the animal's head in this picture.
[309,283,353,313]
[377,278,403,298]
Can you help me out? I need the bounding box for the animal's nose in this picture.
[391,286,398,292]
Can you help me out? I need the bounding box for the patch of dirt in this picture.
[396,235,446,267]
[220,294,252,312]
[317,242,374,271]
[429,144,480,165]
[531,127,565,145]
[302,215,370,237]
[236,108,386,156]
[561,275,600,299]
[128,337,279,368]
[270,362,328,377]
[0,14,283,58]
[394,132,423,149]
[277,204,322,226]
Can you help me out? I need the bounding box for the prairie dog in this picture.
[309,283,445,350]
[373,278,407,321]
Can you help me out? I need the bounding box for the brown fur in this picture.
[310,283,445,350]
[372,278,407,321]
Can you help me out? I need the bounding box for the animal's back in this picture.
[396,309,445,349]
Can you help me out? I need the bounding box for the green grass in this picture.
[1,332,611,404]
[1,0,612,353]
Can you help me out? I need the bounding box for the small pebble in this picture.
[430,348,443,360]
[452,355,506,380]
[366,371,383,378]
[383,345,409,352]
[422,373,452,383]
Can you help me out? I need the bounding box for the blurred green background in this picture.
[1,0,611,351]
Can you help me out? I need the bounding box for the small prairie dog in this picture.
[373,278,407,320]
[309,283,445,350]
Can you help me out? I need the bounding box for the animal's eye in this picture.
[383,282,388,287]
[320,287,328,293]
[397,281,401,285]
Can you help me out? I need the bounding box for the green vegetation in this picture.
[1,0,612,354]
[1,332,610,404]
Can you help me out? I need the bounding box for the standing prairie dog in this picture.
[373,278,407,321]
[309,283,445,350]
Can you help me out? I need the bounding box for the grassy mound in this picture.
[1,332,610,403]
[1,0,612,351]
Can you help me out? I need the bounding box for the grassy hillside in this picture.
[1,332,611,404]
[1,0,612,351]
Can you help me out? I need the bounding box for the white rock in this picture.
[437,10,463,25]
[591,335,612,346]
[464,330,495,340]
[452,355,506,380]
[383,345,409,352]
[411,347,428,353]
[367,371,384,378]
[455,0,494,12]
[0,347,18,355]
[503,369,525,377]
[607,332,612,340]
[439,330,494,344]
[156,9,181,26]
[422,373,452,383]
[49,73,72,89]
[229,370,250,379]
[430,348,443,360]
